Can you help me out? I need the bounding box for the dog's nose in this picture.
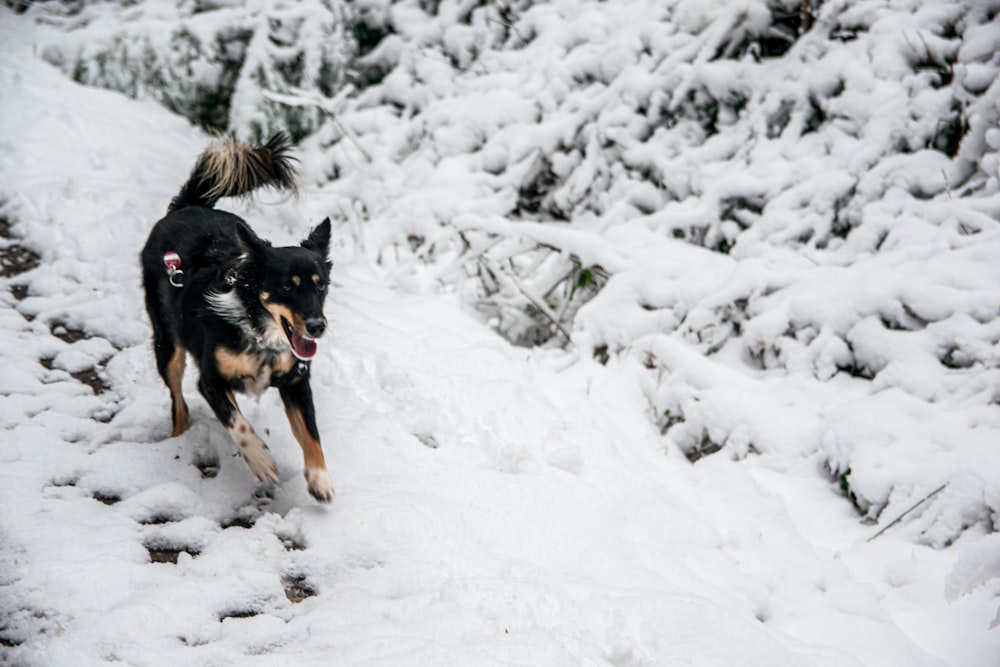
[305,318,326,338]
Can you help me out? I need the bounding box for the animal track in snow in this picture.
[282,574,317,604]
[0,215,40,280]
[145,542,201,564]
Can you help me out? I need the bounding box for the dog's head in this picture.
[237,218,332,360]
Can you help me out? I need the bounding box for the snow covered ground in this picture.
[1,1,999,666]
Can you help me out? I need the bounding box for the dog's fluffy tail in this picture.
[167,132,298,214]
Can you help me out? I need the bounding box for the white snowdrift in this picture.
[0,1,998,666]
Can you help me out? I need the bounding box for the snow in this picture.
[2,1,1000,666]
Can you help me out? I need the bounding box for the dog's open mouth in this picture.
[281,317,317,360]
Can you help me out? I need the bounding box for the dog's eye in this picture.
[282,281,295,292]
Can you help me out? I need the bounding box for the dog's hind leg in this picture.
[145,282,190,436]
[279,377,333,503]
[152,333,189,435]
[164,345,190,436]
[197,374,279,485]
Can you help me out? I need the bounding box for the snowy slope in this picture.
[1,2,999,666]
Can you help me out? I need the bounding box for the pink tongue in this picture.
[290,331,317,360]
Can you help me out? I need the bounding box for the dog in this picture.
[141,132,334,502]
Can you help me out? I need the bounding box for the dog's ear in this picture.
[302,217,331,258]
[235,222,268,256]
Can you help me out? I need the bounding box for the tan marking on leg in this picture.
[224,400,278,485]
[167,346,189,437]
[285,405,333,502]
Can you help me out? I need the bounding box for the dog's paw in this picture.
[305,467,334,503]
[240,441,279,486]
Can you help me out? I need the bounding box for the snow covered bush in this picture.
[303,0,1000,551]
[33,0,356,141]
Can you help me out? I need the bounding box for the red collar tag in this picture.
[164,252,184,287]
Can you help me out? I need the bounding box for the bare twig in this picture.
[866,483,947,542]
[800,0,817,33]
[490,4,528,48]
[478,256,573,344]
[262,88,372,163]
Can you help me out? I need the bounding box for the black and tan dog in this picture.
[141,133,334,502]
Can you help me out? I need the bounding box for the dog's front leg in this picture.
[279,376,333,503]
[197,374,279,486]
